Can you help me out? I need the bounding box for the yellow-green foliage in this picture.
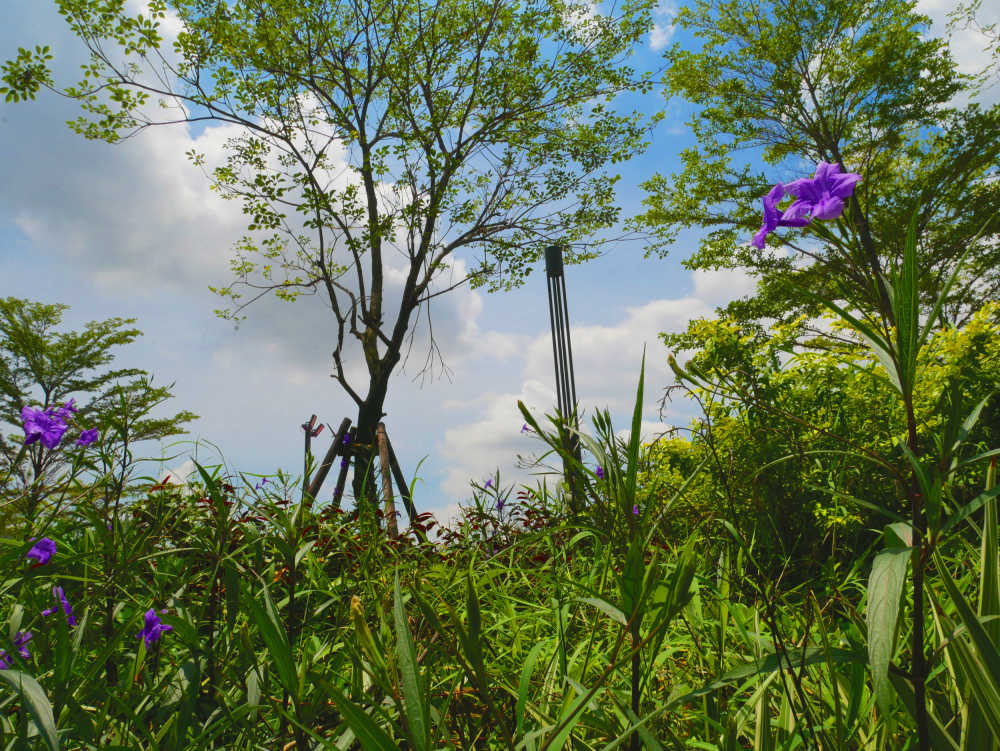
[643,304,1000,575]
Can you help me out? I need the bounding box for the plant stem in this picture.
[629,622,640,751]
[905,397,930,751]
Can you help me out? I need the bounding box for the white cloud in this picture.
[916,0,1000,109]
[692,267,757,305]
[649,1,678,51]
[560,0,602,43]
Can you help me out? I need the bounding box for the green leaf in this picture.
[315,675,399,751]
[0,670,60,751]
[243,581,297,696]
[867,539,912,716]
[624,349,646,511]
[941,485,1000,536]
[460,571,487,683]
[619,535,645,621]
[578,596,628,627]
[516,640,549,739]
[393,573,429,751]
[933,550,1000,703]
[665,646,867,708]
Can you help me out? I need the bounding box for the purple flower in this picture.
[27,537,56,566]
[53,399,78,420]
[632,504,639,516]
[42,586,77,626]
[76,428,99,446]
[343,433,351,445]
[341,457,350,470]
[750,163,861,249]
[254,477,269,490]
[781,161,862,222]
[596,465,605,480]
[521,423,531,434]
[485,478,493,489]
[751,183,810,249]
[138,609,172,648]
[497,498,505,512]
[0,631,33,669]
[21,406,69,450]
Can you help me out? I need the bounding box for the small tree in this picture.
[0,296,199,530]
[2,0,660,507]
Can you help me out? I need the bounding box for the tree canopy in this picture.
[629,0,1000,331]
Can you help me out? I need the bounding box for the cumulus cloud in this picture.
[649,1,678,51]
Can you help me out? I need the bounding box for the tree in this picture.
[0,297,199,528]
[947,0,1000,96]
[1,0,660,506]
[628,0,1000,333]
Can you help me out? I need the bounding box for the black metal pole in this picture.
[545,244,582,511]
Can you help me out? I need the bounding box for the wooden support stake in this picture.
[377,423,399,538]
[384,433,416,522]
[307,417,352,501]
[301,415,324,506]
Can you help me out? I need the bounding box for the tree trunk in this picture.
[351,384,391,516]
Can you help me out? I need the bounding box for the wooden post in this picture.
[376,423,399,538]
[301,414,324,505]
[384,433,416,522]
[307,417,352,502]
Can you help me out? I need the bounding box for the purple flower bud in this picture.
[341,457,349,470]
[42,586,77,627]
[27,537,56,566]
[0,631,32,669]
[632,504,639,516]
[596,465,604,480]
[521,423,531,434]
[53,399,78,420]
[485,478,493,489]
[76,428,99,446]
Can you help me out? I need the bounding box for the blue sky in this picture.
[2,0,997,526]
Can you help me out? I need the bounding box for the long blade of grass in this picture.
[243,581,297,696]
[315,675,399,751]
[933,549,1000,723]
[517,640,549,739]
[393,573,429,751]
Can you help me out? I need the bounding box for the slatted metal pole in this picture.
[545,244,583,509]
